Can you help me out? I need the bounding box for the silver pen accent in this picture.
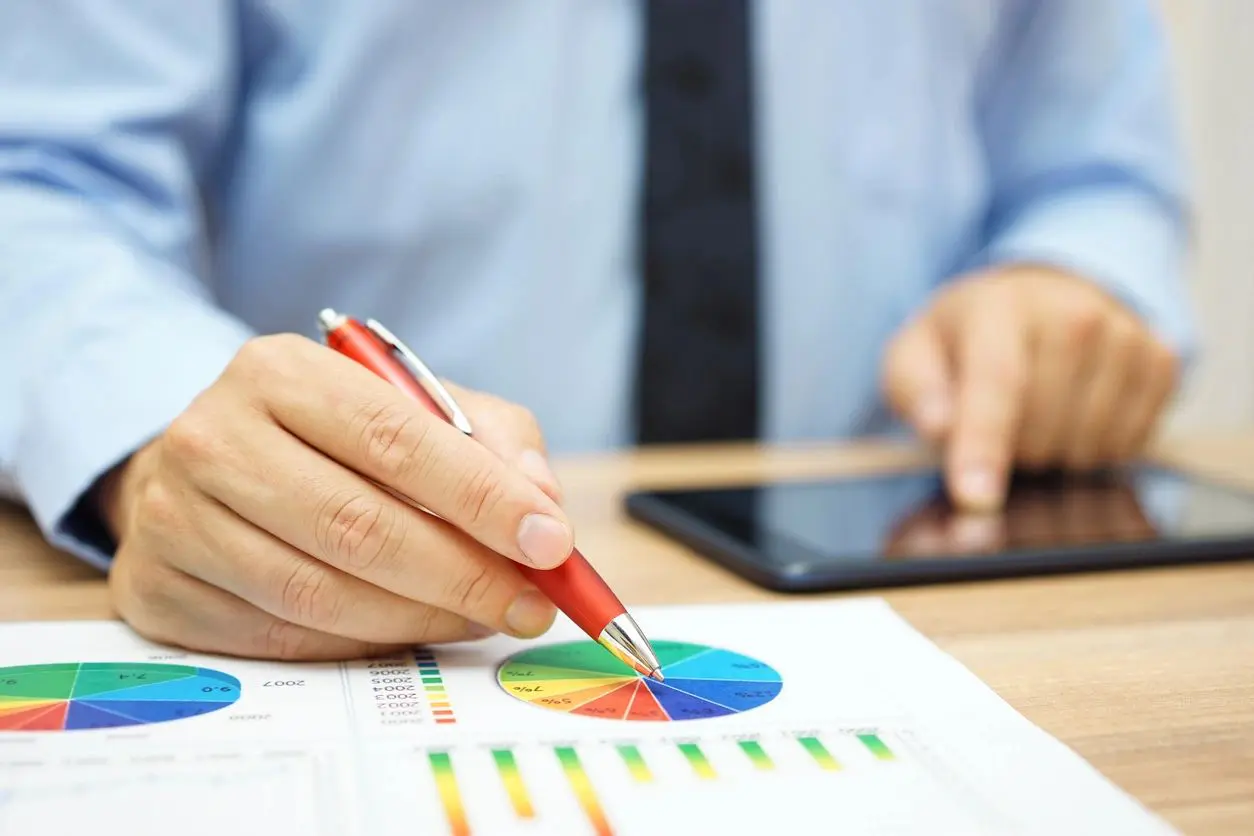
[317,307,474,435]
[598,614,664,681]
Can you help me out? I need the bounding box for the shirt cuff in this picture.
[13,307,253,570]
[981,187,1197,362]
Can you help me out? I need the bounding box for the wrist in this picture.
[92,442,156,543]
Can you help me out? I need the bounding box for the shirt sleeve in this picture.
[975,0,1197,359]
[0,2,261,568]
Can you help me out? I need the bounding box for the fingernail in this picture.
[957,467,1002,510]
[516,513,572,568]
[505,589,557,638]
[519,449,563,502]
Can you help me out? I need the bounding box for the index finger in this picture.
[944,297,1029,511]
[232,335,574,569]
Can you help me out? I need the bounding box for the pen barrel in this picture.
[515,549,624,638]
[325,321,444,417]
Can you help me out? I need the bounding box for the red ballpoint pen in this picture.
[317,309,663,680]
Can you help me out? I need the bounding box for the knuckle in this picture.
[110,560,184,644]
[506,402,539,430]
[506,403,542,440]
[1148,342,1180,381]
[976,355,1028,398]
[1106,320,1143,361]
[134,479,183,534]
[163,412,223,468]
[226,334,308,390]
[232,333,301,371]
[260,618,314,661]
[440,563,500,613]
[407,605,444,643]
[452,463,505,528]
[353,402,432,483]
[316,490,403,573]
[1060,303,1106,346]
[120,559,174,612]
[227,337,276,380]
[277,559,344,630]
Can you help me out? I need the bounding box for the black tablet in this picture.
[623,464,1254,592]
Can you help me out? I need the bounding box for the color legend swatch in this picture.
[415,649,456,725]
[497,640,782,721]
[0,662,240,732]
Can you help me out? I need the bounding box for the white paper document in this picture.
[0,599,1174,835]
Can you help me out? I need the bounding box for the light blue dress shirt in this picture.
[0,1,1195,569]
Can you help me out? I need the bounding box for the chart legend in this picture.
[415,649,456,725]
[497,640,782,721]
[0,662,240,732]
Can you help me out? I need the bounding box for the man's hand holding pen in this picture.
[94,334,571,661]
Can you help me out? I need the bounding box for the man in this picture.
[0,2,1192,660]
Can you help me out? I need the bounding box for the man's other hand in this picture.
[881,266,1181,511]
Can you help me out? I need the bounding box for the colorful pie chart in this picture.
[497,640,782,721]
[0,662,241,732]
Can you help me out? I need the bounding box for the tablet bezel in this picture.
[623,465,1254,592]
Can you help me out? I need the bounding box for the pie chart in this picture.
[0,662,241,732]
[497,640,782,721]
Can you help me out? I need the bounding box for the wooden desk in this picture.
[3,435,1252,834]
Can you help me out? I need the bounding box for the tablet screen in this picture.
[654,466,1254,566]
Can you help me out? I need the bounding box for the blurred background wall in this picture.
[1161,0,1254,433]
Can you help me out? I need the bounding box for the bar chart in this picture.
[395,729,908,836]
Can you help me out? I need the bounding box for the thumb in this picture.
[882,314,954,442]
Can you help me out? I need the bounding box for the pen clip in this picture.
[364,318,475,436]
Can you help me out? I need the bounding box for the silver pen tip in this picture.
[596,613,662,679]
[649,668,665,682]
[317,308,346,334]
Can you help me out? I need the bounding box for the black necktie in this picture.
[635,0,761,444]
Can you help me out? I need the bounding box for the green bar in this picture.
[427,752,469,836]
[858,733,895,760]
[677,743,716,779]
[737,740,775,770]
[798,736,841,770]
[491,749,535,818]
[424,685,445,692]
[421,676,443,683]
[616,745,653,782]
